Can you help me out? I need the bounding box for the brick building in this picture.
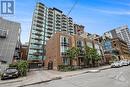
[112,38,130,60]
[102,36,130,63]
[20,44,28,60]
[45,32,104,70]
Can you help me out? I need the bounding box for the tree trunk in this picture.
[92,59,95,67]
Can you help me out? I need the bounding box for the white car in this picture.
[111,61,122,68]
[128,60,130,65]
[120,60,128,66]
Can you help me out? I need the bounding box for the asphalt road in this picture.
[28,66,130,87]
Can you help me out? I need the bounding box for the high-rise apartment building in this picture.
[0,17,21,64]
[104,25,130,51]
[28,2,75,66]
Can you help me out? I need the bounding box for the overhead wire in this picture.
[67,0,79,16]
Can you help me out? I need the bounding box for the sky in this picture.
[1,0,130,44]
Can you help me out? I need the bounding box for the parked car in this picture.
[120,60,129,66]
[1,68,19,80]
[111,61,122,68]
[128,60,130,65]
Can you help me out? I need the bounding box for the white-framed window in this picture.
[0,28,8,38]
[87,42,93,48]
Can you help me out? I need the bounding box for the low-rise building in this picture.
[112,38,130,60]
[45,32,104,70]
[102,36,130,63]
[74,24,84,35]
[0,17,21,64]
[20,44,28,60]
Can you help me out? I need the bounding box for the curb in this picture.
[0,79,22,85]
[18,76,62,87]
[99,67,111,71]
[0,66,111,86]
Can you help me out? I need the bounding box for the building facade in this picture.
[28,2,75,66]
[0,17,21,64]
[20,44,28,60]
[45,32,104,70]
[102,36,130,63]
[74,24,84,35]
[104,25,130,51]
[112,38,130,60]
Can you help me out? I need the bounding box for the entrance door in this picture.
[48,61,53,70]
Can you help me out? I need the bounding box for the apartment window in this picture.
[0,28,8,38]
[95,44,99,49]
[87,42,93,48]
[63,58,68,65]
[114,44,116,47]
[60,36,69,54]
[77,40,82,47]
[103,41,112,50]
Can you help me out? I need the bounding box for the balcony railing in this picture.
[61,42,69,46]
[36,16,44,20]
[33,52,43,56]
[33,37,42,40]
[36,24,43,28]
[33,42,43,45]
[35,32,42,36]
[35,28,43,32]
[38,4,44,9]
[48,20,53,23]
[38,9,44,13]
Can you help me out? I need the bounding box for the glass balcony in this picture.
[36,16,44,21]
[56,20,60,23]
[35,32,42,36]
[48,13,53,17]
[69,28,74,30]
[36,20,43,24]
[48,20,53,23]
[38,8,44,13]
[47,27,53,31]
[56,27,61,30]
[31,47,42,50]
[33,41,43,45]
[32,37,42,40]
[69,17,72,19]
[69,22,73,25]
[56,14,60,17]
[62,26,67,28]
[37,4,44,9]
[62,29,67,32]
[56,23,61,26]
[48,9,53,14]
[35,28,43,32]
[69,25,73,27]
[62,19,67,22]
[48,23,53,27]
[47,32,52,35]
[37,12,44,17]
[33,52,43,56]
[36,24,43,28]
[56,17,60,20]
[62,23,67,25]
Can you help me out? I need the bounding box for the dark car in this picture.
[1,68,19,80]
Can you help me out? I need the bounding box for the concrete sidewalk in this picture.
[0,65,111,87]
